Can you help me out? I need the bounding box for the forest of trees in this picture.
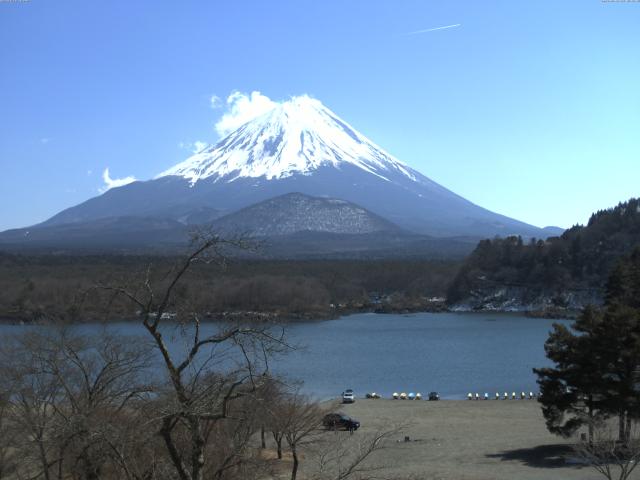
[447,198,640,309]
[0,253,458,323]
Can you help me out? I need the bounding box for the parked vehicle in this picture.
[428,391,440,401]
[323,413,360,431]
[342,389,355,403]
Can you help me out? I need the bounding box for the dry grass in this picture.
[296,399,605,480]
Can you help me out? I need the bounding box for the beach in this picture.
[316,398,603,480]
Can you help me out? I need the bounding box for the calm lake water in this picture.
[278,312,567,399]
[0,312,568,400]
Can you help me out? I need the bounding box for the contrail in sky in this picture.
[406,24,461,35]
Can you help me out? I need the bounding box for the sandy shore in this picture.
[319,398,602,480]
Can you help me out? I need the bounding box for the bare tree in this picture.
[250,375,284,458]
[271,424,286,461]
[0,379,17,479]
[258,377,294,460]
[51,332,152,480]
[573,419,640,480]
[310,425,403,480]
[103,231,289,480]
[271,391,326,480]
[1,331,65,480]
[202,392,270,480]
[0,328,156,480]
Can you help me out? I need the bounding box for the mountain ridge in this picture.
[5,95,559,250]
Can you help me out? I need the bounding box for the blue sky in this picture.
[0,0,638,231]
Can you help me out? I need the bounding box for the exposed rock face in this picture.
[451,286,602,314]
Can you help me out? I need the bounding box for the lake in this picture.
[0,312,567,400]
[279,312,567,399]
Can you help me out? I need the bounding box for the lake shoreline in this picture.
[0,302,578,325]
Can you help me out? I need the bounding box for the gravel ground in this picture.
[318,399,607,480]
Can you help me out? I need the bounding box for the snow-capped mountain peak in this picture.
[30,95,550,241]
[159,95,417,184]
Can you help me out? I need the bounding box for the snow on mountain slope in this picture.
[158,95,417,184]
[27,94,554,241]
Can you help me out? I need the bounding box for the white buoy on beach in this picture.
[392,392,399,399]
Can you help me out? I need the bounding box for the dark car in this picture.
[322,413,360,431]
[428,391,440,401]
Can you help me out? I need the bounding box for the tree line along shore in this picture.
[0,253,456,324]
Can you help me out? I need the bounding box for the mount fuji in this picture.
[1,95,560,254]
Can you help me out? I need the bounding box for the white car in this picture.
[342,389,355,403]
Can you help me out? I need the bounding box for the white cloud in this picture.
[87,169,93,176]
[210,94,222,109]
[214,91,277,137]
[193,140,207,153]
[406,23,461,35]
[179,140,209,153]
[40,137,51,144]
[100,167,136,193]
